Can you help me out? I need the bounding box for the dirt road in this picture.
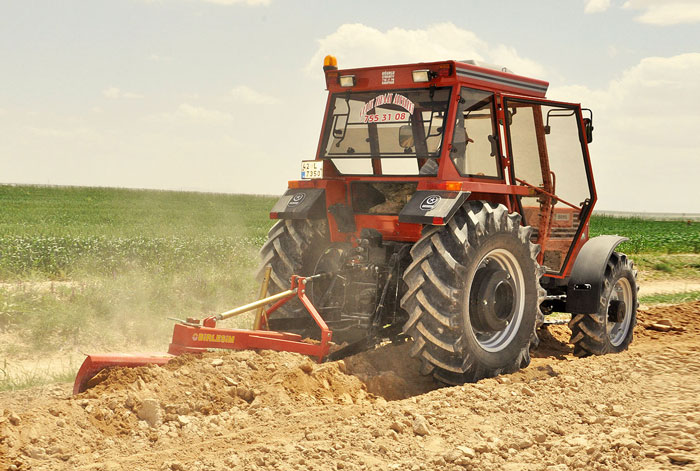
[1,302,699,471]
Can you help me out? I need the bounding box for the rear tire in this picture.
[400,201,545,385]
[569,252,638,356]
[258,219,329,320]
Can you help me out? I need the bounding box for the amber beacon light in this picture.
[323,55,338,71]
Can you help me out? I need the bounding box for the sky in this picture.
[1,0,699,213]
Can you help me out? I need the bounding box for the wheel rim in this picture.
[468,248,526,352]
[607,277,633,346]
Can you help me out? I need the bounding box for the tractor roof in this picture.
[324,59,549,98]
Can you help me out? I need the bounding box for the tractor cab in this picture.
[277,57,596,280]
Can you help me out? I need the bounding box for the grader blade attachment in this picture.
[73,274,332,395]
[73,353,173,394]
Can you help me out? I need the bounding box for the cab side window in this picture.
[450,88,501,178]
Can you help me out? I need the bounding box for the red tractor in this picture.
[260,56,638,385]
[72,56,640,394]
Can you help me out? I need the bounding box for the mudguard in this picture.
[270,188,326,219]
[566,235,629,314]
[398,190,471,225]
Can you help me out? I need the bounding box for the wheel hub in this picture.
[607,278,634,347]
[470,265,516,332]
[608,299,626,323]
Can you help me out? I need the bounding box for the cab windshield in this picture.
[319,87,452,175]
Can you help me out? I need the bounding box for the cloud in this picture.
[103,87,143,99]
[308,23,546,79]
[584,0,611,13]
[548,53,700,212]
[148,53,172,62]
[229,85,279,105]
[26,126,96,139]
[140,0,271,6]
[148,103,234,124]
[623,0,700,25]
[194,0,271,5]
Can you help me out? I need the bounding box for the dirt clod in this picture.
[668,453,695,465]
[8,413,21,425]
[649,323,672,332]
[136,398,161,427]
[457,446,476,459]
[412,415,430,436]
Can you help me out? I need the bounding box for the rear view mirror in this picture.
[583,118,594,144]
[499,108,515,126]
[398,125,414,148]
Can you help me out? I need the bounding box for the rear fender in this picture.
[566,235,629,314]
[398,190,471,225]
[270,188,326,219]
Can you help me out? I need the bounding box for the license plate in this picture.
[301,160,323,179]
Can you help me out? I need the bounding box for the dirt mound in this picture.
[637,300,700,337]
[83,348,374,421]
[0,349,375,470]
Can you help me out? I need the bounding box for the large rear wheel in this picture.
[400,202,544,384]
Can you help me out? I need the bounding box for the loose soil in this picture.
[1,302,699,471]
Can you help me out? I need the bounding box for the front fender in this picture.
[566,235,629,314]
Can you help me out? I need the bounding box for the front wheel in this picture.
[400,202,545,385]
[569,252,638,356]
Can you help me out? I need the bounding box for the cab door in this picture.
[501,96,596,277]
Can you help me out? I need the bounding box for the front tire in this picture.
[569,252,638,356]
[400,202,544,385]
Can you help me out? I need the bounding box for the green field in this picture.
[0,184,698,384]
[0,185,277,279]
[0,186,278,364]
[589,215,700,254]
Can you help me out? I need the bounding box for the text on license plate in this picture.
[301,161,323,179]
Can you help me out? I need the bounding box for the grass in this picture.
[630,254,700,279]
[589,215,700,254]
[638,290,700,305]
[0,185,276,239]
[0,358,76,392]
[0,185,277,280]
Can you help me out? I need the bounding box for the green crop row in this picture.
[0,186,697,281]
[589,216,700,254]
[0,235,264,279]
